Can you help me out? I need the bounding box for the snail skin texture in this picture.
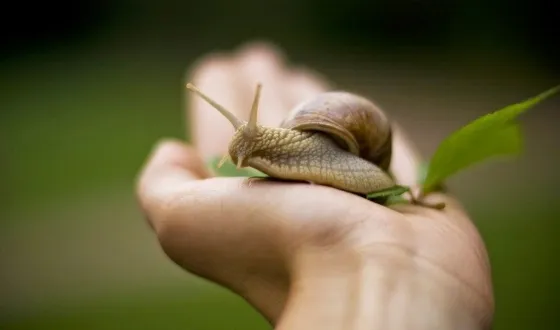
[186,82,400,196]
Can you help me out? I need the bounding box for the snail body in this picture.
[186,82,398,196]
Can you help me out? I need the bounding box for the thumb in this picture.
[136,139,211,228]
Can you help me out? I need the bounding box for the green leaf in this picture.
[385,195,409,205]
[417,162,430,185]
[366,185,410,199]
[422,85,559,193]
[206,155,267,178]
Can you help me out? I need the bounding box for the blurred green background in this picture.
[1,0,558,329]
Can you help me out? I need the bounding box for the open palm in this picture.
[137,42,494,329]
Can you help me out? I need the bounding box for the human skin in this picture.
[136,42,494,330]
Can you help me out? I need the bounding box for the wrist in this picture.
[276,244,491,330]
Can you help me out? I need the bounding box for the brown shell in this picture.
[280,91,392,171]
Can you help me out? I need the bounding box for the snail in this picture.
[186,82,444,209]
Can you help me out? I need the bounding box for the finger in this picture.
[137,139,210,224]
[187,54,244,160]
[234,42,292,126]
[390,123,424,188]
[235,40,288,66]
[284,67,333,108]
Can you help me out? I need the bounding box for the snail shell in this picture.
[280,91,393,172]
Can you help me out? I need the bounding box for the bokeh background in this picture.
[1,0,559,329]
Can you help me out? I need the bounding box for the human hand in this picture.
[136,42,494,330]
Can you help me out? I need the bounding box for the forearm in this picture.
[275,245,490,330]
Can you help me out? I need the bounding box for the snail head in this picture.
[186,82,263,169]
